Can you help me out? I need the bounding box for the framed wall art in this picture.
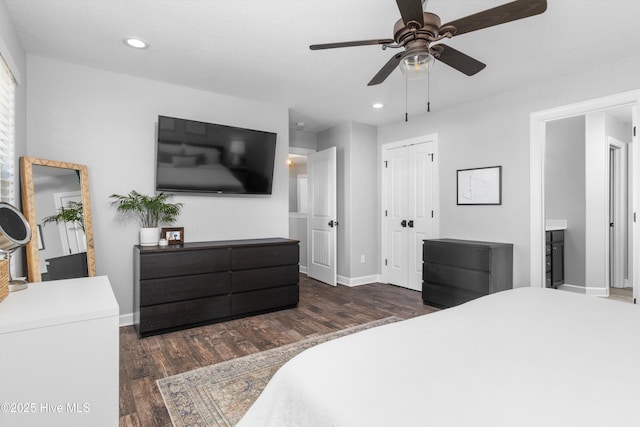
[457,166,502,205]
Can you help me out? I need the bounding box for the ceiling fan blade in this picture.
[442,0,547,37]
[433,44,486,76]
[368,52,405,86]
[395,0,425,28]
[310,39,395,50]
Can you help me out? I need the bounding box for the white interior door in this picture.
[383,141,435,291]
[385,146,408,287]
[407,143,435,290]
[307,147,337,286]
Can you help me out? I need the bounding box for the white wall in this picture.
[25,56,290,318]
[290,128,317,151]
[349,122,378,280]
[378,53,640,287]
[605,112,632,143]
[584,112,612,293]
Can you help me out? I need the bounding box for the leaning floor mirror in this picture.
[20,157,96,283]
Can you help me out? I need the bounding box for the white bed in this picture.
[237,287,640,426]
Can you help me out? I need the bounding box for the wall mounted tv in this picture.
[155,116,277,195]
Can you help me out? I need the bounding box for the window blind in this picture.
[0,55,16,204]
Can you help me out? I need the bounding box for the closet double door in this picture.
[383,140,436,291]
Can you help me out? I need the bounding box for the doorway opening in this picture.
[609,136,633,302]
[609,139,627,288]
[530,90,639,303]
[288,149,314,276]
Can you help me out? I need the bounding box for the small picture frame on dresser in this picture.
[161,227,184,245]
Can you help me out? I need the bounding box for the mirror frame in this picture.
[20,156,96,283]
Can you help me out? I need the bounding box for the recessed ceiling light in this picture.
[372,103,384,109]
[123,37,149,49]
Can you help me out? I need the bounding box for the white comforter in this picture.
[237,287,640,426]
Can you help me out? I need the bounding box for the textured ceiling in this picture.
[4,0,640,132]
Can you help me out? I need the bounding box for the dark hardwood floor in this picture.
[119,274,438,426]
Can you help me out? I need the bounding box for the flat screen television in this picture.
[155,115,277,195]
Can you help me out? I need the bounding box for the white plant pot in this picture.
[139,227,160,246]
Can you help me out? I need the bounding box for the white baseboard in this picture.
[301,269,381,287]
[557,283,586,294]
[559,283,609,297]
[119,313,134,327]
[585,287,609,297]
[337,274,381,287]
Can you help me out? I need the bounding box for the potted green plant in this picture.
[109,191,183,246]
[42,201,85,232]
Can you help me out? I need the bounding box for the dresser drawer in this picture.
[421,239,512,309]
[423,242,490,272]
[140,272,231,306]
[140,248,230,279]
[424,262,490,294]
[422,282,484,308]
[139,295,230,335]
[231,243,299,270]
[231,284,299,316]
[232,265,299,293]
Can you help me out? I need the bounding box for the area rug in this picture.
[157,316,401,427]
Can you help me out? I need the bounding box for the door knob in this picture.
[328,220,338,227]
[401,220,407,228]
[408,220,414,228]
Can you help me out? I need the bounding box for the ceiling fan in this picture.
[310,0,547,86]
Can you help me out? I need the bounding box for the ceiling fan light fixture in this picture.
[399,51,435,80]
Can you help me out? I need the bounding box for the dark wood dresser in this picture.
[422,239,513,308]
[134,238,299,337]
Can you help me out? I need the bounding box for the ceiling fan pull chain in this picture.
[427,69,431,113]
[405,74,409,122]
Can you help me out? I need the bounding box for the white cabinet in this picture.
[0,276,119,427]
